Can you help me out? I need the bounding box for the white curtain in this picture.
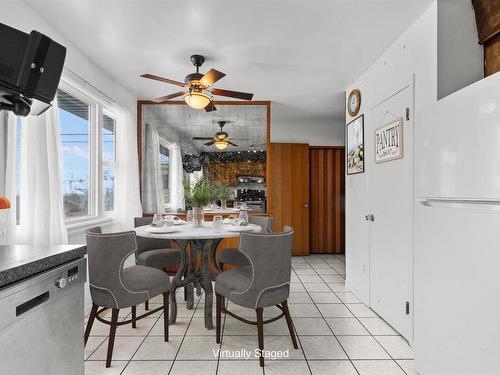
[18,105,68,245]
[113,105,142,230]
[0,112,17,244]
[141,123,165,214]
[169,142,185,211]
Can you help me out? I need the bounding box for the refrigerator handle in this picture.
[418,198,500,210]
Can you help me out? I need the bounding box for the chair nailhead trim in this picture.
[255,282,290,309]
[90,283,119,308]
[119,249,151,300]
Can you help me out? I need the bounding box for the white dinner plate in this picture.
[223,224,260,232]
[171,220,187,225]
[144,226,179,234]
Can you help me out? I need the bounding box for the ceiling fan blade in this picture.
[204,141,215,146]
[193,137,214,140]
[151,91,186,102]
[227,141,239,147]
[211,88,254,100]
[204,102,217,112]
[141,73,186,87]
[200,69,226,87]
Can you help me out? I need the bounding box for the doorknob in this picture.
[304,202,310,208]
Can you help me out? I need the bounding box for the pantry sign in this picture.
[375,117,403,163]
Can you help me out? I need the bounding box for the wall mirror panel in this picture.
[138,101,270,215]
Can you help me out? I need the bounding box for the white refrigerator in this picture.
[414,73,500,375]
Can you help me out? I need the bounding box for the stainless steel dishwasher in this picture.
[0,257,86,375]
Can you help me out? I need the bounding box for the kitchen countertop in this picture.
[0,244,87,288]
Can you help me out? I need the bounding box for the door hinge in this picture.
[405,107,410,121]
[405,301,410,315]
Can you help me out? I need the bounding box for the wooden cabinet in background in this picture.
[204,161,266,187]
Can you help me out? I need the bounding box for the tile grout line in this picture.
[83,311,133,362]
[120,304,165,375]
[316,252,413,375]
[167,294,202,375]
[214,293,226,374]
[314,254,411,375]
[292,257,360,375]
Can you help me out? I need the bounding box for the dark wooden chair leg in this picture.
[84,303,98,346]
[106,308,119,368]
[282,300,298,349]
[163,292,169,342]
[145,300,149,311]
[256,307,265,367]
[131,306,137,328]
[216,293,222,343]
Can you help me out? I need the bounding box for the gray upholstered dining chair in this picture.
[214,226,297,367]
[134,216,181,309]
[218,215,273,269]
[84,227,171,368]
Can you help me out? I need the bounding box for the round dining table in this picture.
[135,221,262,329]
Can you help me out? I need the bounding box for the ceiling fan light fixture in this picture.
[184,91,211,109]
[214,140,229,150]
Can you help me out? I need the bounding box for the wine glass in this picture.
[186,209,194,223]
[239,210,249,224]
[213,215,223,231]
[152,213,163,226]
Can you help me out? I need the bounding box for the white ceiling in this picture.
[26,0,433,126]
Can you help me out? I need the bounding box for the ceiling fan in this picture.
[192,121,240,150]
[141,55,254,112]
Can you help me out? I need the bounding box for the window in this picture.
[57,89,91,218]
[159,143,170,206]
[12,80,117,227]
[102,114,115,212]
[56,81,116,222]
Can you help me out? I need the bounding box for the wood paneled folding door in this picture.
[268,143,310,256]
[309,147,345,253]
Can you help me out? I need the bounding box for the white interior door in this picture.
[367,82,413,340]
[345,170,370,303]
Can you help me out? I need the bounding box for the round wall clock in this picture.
[347,89,361,117]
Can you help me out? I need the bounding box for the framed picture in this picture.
[346,115,364,175]
[375,117,403,163]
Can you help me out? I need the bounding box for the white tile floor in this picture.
[84,254,416,375]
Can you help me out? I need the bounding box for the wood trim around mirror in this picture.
[136,100,271,214]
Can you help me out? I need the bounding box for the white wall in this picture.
[1,1,138,244]
[271,121,344,146]
[344,0,483,315]
[344,2,438,305]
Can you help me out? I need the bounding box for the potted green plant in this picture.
[217,186,233,209]
[183,178,216,227]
